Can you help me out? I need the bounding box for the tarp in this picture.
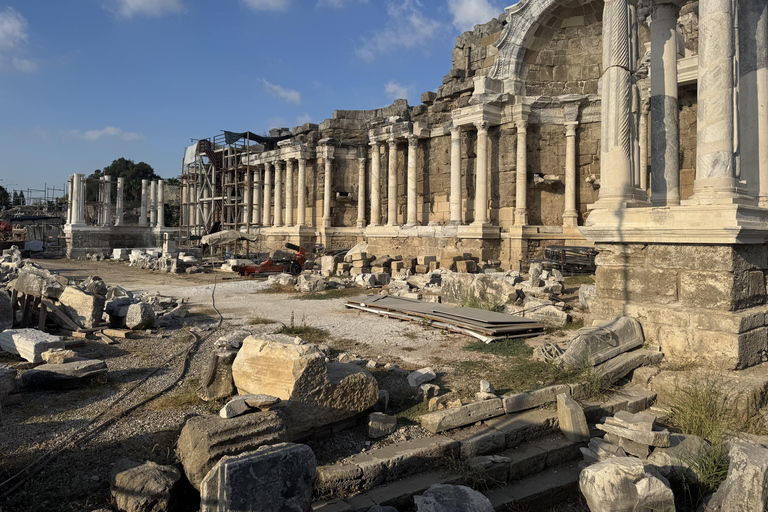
[183,144,198,166]
[223,131,292,147]
[200,230,259,246]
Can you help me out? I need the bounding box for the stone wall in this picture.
[678,86,697,200]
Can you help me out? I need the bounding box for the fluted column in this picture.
[564,123,579,228]
[285,159,294,227]
[157,180,165,228]
[370,142,382,226]
[149,180,157,227]
[514,119,528,225]
[406,135,419,226]
[639,101,649,192]
[253,167,262,225]
[357,150,366,228]
[104,176,112,226]
[323,155,333,228]
[650,2,681,206]
[139,179,148,227]
[72,173,84,225]
[450,126,462,224]
[387,138,398,226]
[263,163,272,226]
[473,122,490,225]
[297,159,307,226]
[77,174,85,224]
[274,161,283,227]
[115,177,124,226]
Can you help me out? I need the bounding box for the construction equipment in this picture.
[542,245,597,274]
[235,243,306,277]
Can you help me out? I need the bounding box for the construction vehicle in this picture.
[235,243,306,277]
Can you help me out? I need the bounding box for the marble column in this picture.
[650,2,681,206]
[514,119,529,225]
[450,126,462,224]
[357,150,366,228]
[157,180,165,228]
[244,169,252,228]
[104,175,112,226]
[323,155,333,228]
[597,0,635,205]
[639,101,650,192]
[115,177,124,226]
[253,167,262,225]
[691,0,740,200]
[387,138,398,226]
[274,161,283,227]
[72,173,84,225]
[285,159,294,227]
[297,159,307,226]
[370,142,382,226]
[67,175,73,225]
[474,122,490,225]
[97,177,104,225]
[149,180,157,227]
[263,163,272,227]
[564,122,579,228]
[406,135,419,226]
[140,179,148,227]
[738,0,768,205]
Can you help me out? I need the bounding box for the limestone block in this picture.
[705,442,768,512]
[455,260,477,273]
[414,264,429,274]
[606,410,656,432]
[231,337,378,427]
[125,302,155,330]
[680,271,736,310]
[417,255,437,266]
[320,255,339,277]
[21,358,108,389]
[604,433,650,459]
[557,317,645,368]
[0,290,12,330]
[556,393,589,442]
[579,458,675,512]
[588,437,627,461]
[219,394,281,419]
[0,363,17,398]
[298,274,327,292]
[110,458,182,512]
[370,266,391,275]
[578,284,596,310]
[407,367,436,387]
[596,423,670,447]
[418,398,505,433]
[646,433,706,484]
[199,443,316,512]
[596,266,678,304]
[528,262,543,287]
[0,329,65,363]
[41,348,76,364]
[58,287,106,328]
[367,412,397,438]
[414,484,493,512]
[10,266,66,299]
[197,350,238,402]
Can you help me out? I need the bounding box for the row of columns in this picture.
[368,136,421,227]
[66,174,126,227]
[139,179,165,228]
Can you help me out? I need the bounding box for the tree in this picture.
[0,186,9,208]
[12,191,18,206]
[85,158,161,206]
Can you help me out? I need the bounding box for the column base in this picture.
[682,178,753,206]
[562,212,578,229]
[403,222,419,228]
[514,209,528,225]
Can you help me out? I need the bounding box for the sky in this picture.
[0,0,511,198]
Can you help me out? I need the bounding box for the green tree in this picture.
[86,158,161,206]
[0,186,9,208]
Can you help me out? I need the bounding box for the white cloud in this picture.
[268,116,287,129]
[355,0,443,62]
[112,0,185,18]
[69,126,144,142]
[295,114,313,125]
[260,79,301,104]
[317,0,368,7]
[0,7,36,73]
[242,0,289,11]
[384,81,411,101]
[448,0,503,32]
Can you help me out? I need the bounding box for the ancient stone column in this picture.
[406,135,419,226]
[263,163,272,227]
[450,126,462,224]
[514,119,529,225]
[323,155,333,228]
[274,161,283,227]
[564,123,579,228]
[285,159,294,227]
[650,2,681,206]
[97,177,104,225]
[597,0,635,205]
[691,0,740,200]
[67,175,73,225]
[76,174,85,224]
[738,0,768,205]
[253,167,262,225]
[140,179,148,227]
[297,159,307,227]
[149,180,157,227]
[474,122,490,225]
[157,180,165,228]
[71,174,83,225]
[639,101,650,192]
[103,175,112,226]
[370,142,382,226]
[387,138,399,226]
[115,177,124,226]
[357,151,366,228]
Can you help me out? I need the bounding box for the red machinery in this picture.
[235,243,306,277]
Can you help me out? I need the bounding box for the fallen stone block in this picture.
[21,358,108,389]
[199,442,316,512]
[588,437,627,461]
[604,432,650,459]
[557,393,589,443]
[418,398,505,434]
[219,394,281,419]
[705,441,768,512]
[595,349,663,385]
[0,329,65,363]
[597,423,670,447]
[578,284,597,310]
[126,302,155,330]
[368,412,397,438]
[298,274,327,292]
[110,458,182,512]
[0,363,17,397]
[58,286,106,329]
[41,348,76,364]
[9,265,67,300]
[407,367,436,387]
[606,410,656,432]
[414,484,493,512]
[528,262,543,287]
[557,316,645,368]
[579,457,675,512]
[647,433,706,484]
[197,349,238,402]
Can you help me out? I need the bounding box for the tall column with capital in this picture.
[140,179,148,227]
[149,181,157,227]
[473,123,490,225]
[564,123,579,228]
[514,118,529,225]
[115,177,124,226]
[253,167,262,225]
[450,126,462,224]
[357,150,366,228]
[370,142,381,226]
[274,161,283,227]
[263,163,272,226]
[104,175,112,226]
[297,159,307,226]
[285,159,294,227]
[157,180,165,228]
[323,155,333,227]
[650,2,681,206]
[387,139,398,226]
[406,135,419,226]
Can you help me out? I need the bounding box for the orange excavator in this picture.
[234,243,306,277]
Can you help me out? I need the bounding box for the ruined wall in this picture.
[678,86,698,200]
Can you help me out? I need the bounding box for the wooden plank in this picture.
[63,339,86,348]
[38,302,47,330]
[102,328,134,339]
[95,332,116,345]
[41,299,82,332]
[21,294,33,328]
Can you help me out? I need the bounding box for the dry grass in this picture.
[148,378,202,411]
[248,315,277,325]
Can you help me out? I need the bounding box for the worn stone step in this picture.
[474,434,584,483]
[483,461,582,512]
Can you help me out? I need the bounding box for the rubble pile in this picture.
[127,248,188,274]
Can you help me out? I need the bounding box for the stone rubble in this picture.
[0,328,65,363]
[110,458,183,512]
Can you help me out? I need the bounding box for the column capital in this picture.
[407,134,419,148]
[651,1,682,19]
[515,118,528,131]
[369,140,381,148]
[474,121,490,133]
[565,122,579,136]
[387,138,398,150]
[358,157,367,165]
[450,125,461,137]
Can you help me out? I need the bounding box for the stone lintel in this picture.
[457,224,502,239]
[452,104,502,128]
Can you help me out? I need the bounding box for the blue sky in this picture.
[0,0,508,196]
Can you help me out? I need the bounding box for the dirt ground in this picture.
[0,258,588,512]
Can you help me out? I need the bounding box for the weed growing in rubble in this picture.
[149,378,202,411]
[279,313,330,344]
[668,375,735,445]
[463,338,532,357]
[248,316,276,325]
[459,290,505,313]
[294,287,371,300]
